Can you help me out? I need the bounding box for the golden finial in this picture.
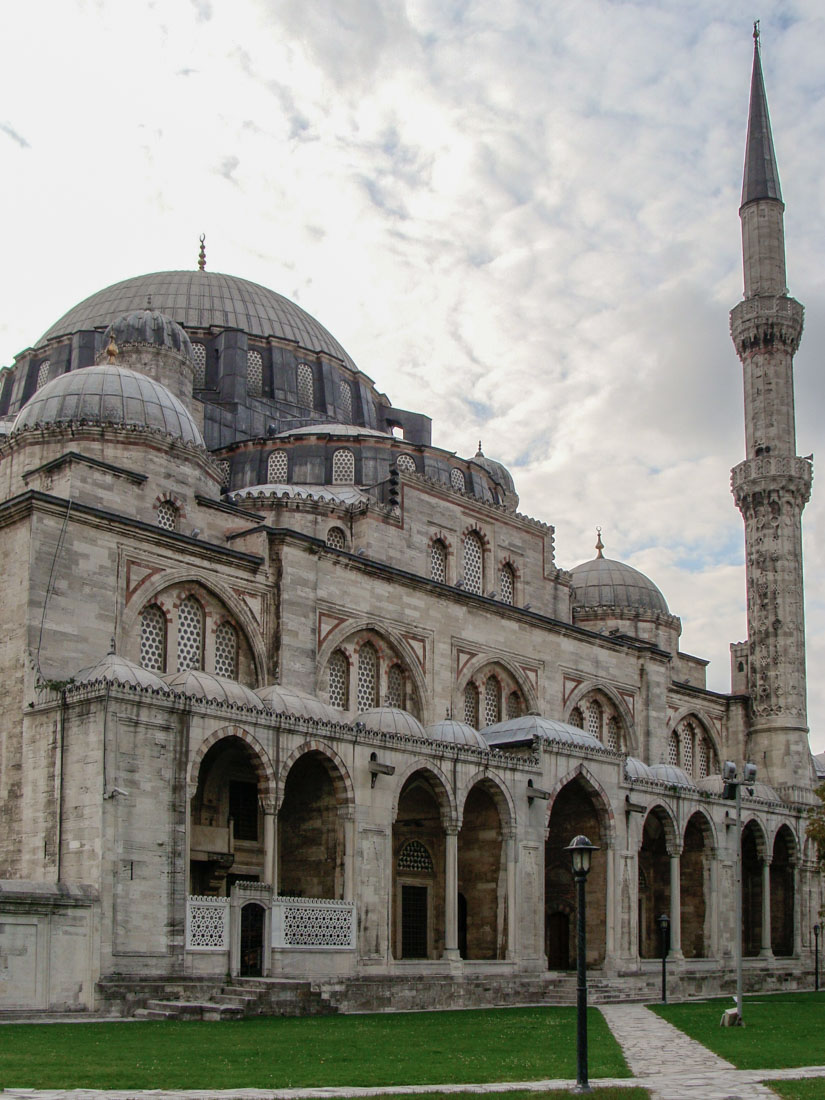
[595,526,604,559]
[198,234,206,272]
[106,335,119,362]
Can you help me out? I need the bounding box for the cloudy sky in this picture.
[2,0,825,752]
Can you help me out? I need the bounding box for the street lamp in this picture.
[814,923,821,993]
[657,912,670,1003]
[722,760,757,1025]
[565,834,599,1094]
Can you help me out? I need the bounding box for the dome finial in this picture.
[106,334,119,362]
[753,18,760,49]
[476,439,483,456]
[595,526,604,559]
[198,234,206,272]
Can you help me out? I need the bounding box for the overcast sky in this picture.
[2,0,825,753]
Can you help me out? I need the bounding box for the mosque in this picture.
[0,36,821,1015]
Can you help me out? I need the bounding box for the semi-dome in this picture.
[355,707,426,738]
[73,653,169,693]
[11,365,204,446]
[425,719,488,750]
[570,539,669,615]
[255,684,341,722]
[163,670,263,709]
[483,714,602,750]
[38,270,357,370]
[103,308,194,358]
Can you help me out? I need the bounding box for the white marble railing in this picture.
[272,896,356,950]
[186,895,229,950]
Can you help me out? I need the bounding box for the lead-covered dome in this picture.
[38,270,357,370]
[570,553,669,615]
[425,719,488,750]
[11,365,204,446]
[103,308,194,358]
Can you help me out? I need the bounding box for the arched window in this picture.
[332,449,355,484]
[681,722,695,776]
[326,526,346,550]
[357,643,378,710]
[156,500,178,531]
[297,363,314,408]
[587,700,603,741]
[177,596,204,672]
[396,453,416,473]
[247,349,263,397]
[484,676,501,726]
[430,539,447,583]
[500,564,515,605]
[36,360,51,390]
[387,664,406,709]
[607,716,620,752]
[667,730,679,767]
[191,342,207,387]
[463,531,483,594]
[506,690,523,719]
[397,840,434,873]
[140,604,167,672]
[450,468,465,492]
[214,621,238,679]
[569,707,583,729]
[328,650,349,709]
[339,379,353,419]
[464,681,479,727]
[267,450,287,482]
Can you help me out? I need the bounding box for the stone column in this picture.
[262,803,277,891]
[504,829,517,960]
[792,861,802,956]
[443,827,460,960]
[761,858,773,957]
[669,849,683,959]
[605,843,616,959]
[343,812,357,901]
[709,855,720,959]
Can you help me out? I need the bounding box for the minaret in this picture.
[730,25,813,792]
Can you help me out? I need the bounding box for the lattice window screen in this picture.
[156,500,178,531]
[247,350,263,397]
[484,677,501,726]
[569,707,583,729]
[357,644,378,710]
[500,566,514,605]
[36,360,51,390]
[191,343,207,387]
[328,651,348,709]
[587,700,602,740]
[214,621,237,679]
[326,527,345,549]
[667,732,679,767]
[177,596,204,671]
[217,459,230,488]
[697,737,709,778]
[450,468,465,492]
[332,449,355,484]
[430,540,446,583]
[397,840,434,872]
[267,450,287,482]
[297,364,314,407]
[396,454,415,473]
[464,682,479,727]
[140,605,167,672]
[464,532,483,594]
[387,665,405,709]
[607,716,620,751]
[507,691,522,719]
[339,380,353,419]
[681,724,694,776]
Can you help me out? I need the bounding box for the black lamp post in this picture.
[814,924,821,993]
[565,834,599,1095]
[657,912,670,1003]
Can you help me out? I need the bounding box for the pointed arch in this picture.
[456,653,538,715]
[276,739,355,816]
[187,725,276,805]
[544,762,617,846]
[390,760,457,829]
[457,771,516,832]
[564,680,637,754]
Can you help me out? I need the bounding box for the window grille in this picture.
[569,707,583,729]
[267,450,288,482]
[328,651,349,709]
[450,468,465,492]
[332,449,355,484]
[140,604,167,672]
[387,664,405,709]
[156,500,178,531]
[697,737,709,778]
[326,526,346,549]
[507,690,522,719]
[587,700,603,740]
[464,532,483,594]
[397,840,434,873]
[357,643,378,710]
[681,723,694,776]
[177,596,204,671]
[396,453,416,473]
[247,349,263,397]
[464,682,479,727]
[484,676,501,726]
[430,540,446,583]
[339,379,353,419]
[500,565,514,605]
[36,360,50,390]
[214,621,237,679]
[297,363,314,408]
[607,716,620,751]
[191,343,207,387]
[217,459,230,488]
[667,731,679,767]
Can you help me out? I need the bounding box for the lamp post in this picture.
[658,912,670,1003]
[814,924,821,992]
[722,760,757,1025]
[565,834,599,1095]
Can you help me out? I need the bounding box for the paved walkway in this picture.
[4,1002,825,1099]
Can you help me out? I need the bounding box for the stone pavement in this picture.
[4,1002,825,1099]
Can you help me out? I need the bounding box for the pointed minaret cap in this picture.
[741,21,783,208]
[595,527,604,559]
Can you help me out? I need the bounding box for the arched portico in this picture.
[457,778,510,959]
[771,824,797,957]
[638,805,677,959]
[681,811,715,959]
[742,818,768,957]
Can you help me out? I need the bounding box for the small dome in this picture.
[425,719,488,750]
[625,757,656,781]
[255,684,341,722]
[73,653,169,693]
[12,365,204,446]
[483,714,602,750]
[104,309,194,359]
[355,707,426,738]
[163,670,263,709]
[470,443,519,508]
[648,764,694,787]
[570,543,669,615]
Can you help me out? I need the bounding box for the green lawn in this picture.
[652,993,825,1069]
[374,1092,649,1100]
[0,1006,631,1091]
[767,1081,825,1099]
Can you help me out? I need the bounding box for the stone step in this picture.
[143,999,244,1021]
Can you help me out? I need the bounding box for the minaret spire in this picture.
[730,32,812,794]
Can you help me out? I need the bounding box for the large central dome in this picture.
[37,271,357,370]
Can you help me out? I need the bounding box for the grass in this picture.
[371,1093,649,1100]
[652,992,825,1069]
[0,1006,631,1091]
[766,1082,825,1099]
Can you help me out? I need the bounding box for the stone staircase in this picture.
[99,977,337,1021]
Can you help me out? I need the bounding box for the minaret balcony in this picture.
[731,454,812,503]
[730,295,804,355]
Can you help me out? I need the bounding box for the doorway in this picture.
[240,902,265,976]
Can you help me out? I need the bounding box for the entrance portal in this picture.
[401,885,428,958]
[240,902,265,976]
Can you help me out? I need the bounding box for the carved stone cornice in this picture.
[730,295,804,357]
